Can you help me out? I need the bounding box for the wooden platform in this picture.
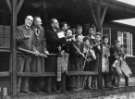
[0,86,134,99]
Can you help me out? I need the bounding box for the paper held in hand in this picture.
[57,31,65,38]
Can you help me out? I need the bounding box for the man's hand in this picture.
[34,50,40,56]
[60,50,65,56]
[80,53,85,58]
[24,34,32,39]
[44,50,50,55]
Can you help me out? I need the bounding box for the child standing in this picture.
[111,40,132,87]
[83,37,96,89]
[102,36,111,88]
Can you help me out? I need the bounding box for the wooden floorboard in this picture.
[6,86,135,99]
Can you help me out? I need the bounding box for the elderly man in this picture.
[32,16,49,72]
[16,15,34,93]
[31,16,49,92]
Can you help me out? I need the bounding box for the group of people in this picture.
[16,15,132,94]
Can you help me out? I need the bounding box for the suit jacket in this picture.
[93,44,102,72]
[32,26,47,53]
[16,25,34,50]
[46,28,66,53]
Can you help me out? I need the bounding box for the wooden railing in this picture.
[0,72,10,77]
[67,71,98,76]
[0,53,135,96]
[17,70,98,93]
[17,72,56,77]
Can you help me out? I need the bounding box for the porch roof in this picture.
[1,0,135,25]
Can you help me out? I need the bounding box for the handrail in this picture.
[17,48,57,57]
[17,48,47,58]
[0,71,10,77]
[17,71,98,77]
[17,72,56,77]
[67,71,98,76]
[0,48,10,53]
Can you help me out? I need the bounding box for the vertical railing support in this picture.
[10,0,17,96]
[89,0,108,89]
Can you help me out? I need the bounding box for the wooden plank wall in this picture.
[0,25,10,48]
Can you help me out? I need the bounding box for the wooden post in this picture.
[47,77,52,93]
[90,0,108,89]
[10,0,17,96]
[9,0,24,96]
[97,0,101,32]
[90,0,108,32]
[97,0,103,89]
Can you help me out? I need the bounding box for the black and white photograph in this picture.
[0,0,135,99]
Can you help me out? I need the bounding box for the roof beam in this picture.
[89,0,108,31]
[6,0,24,14]
[6,0,12,12]
[16,0,24,15]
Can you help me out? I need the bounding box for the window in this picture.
[117,31,133,56]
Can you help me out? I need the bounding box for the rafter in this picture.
[6,0,12,12]
[16,0,24,14]
[101,6,108,26]
[90,5,98,27]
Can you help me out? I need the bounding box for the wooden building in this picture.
[0,0,135,98]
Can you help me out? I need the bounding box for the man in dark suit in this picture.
[46,18,66,53]
[46,18,67,92]
[16,15,34,93]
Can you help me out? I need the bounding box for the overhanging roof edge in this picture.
[88,0,135,14]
